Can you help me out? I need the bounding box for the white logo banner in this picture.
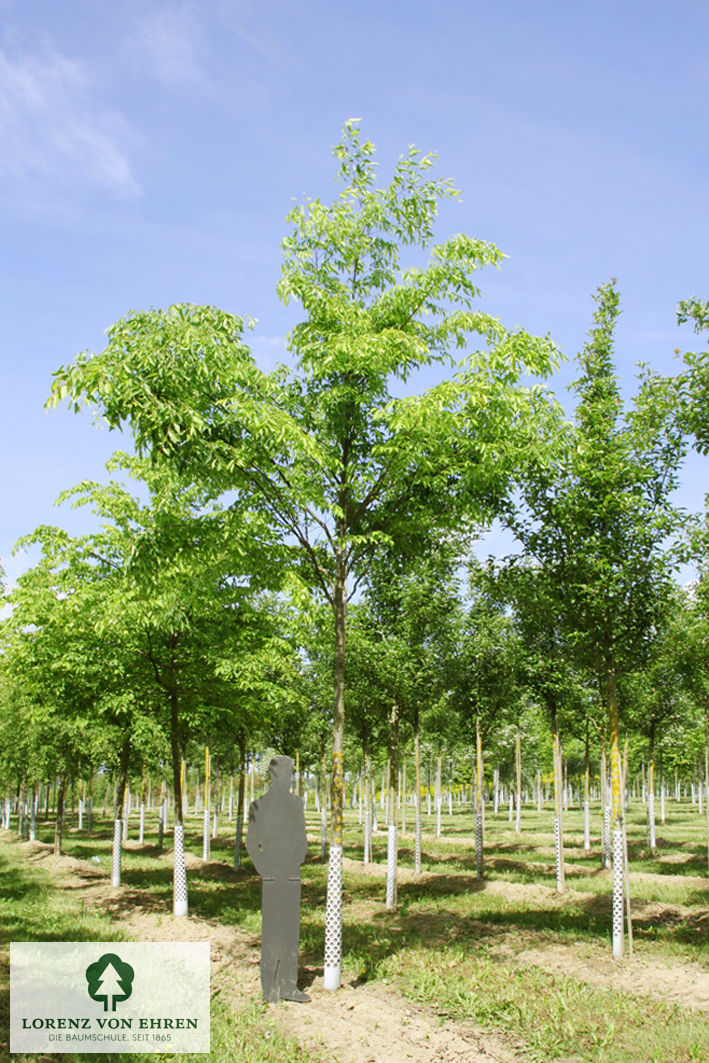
[11,942,210,1053]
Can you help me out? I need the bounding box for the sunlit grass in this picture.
[3,792,709,1062]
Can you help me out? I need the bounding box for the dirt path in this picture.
[9,838,709,1061]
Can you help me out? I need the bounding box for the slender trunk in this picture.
[203,745,211,862]
[705,710,709,871]
[112,736,131,888]
[600,741,611,868]
[648,718,656,853]
[551,700,565,894]
[170,687,188,917]
[515,728,522,834]
[320,732,328,860]
[584,718,591,853]
[234,732,246,869]
[400,755,406,835]
[607,665,625,959]
[363,740,371,865]
[386,704,399,911]
[87,765,93,834]
[54,774,66,856]
[414,709,422,875]
[475,713,484,879]
[435,748,442,837]
[324,538,346,991]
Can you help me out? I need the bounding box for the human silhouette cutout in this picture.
[246,755,310,1003]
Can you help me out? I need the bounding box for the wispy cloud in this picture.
[129,5,209,89]
[0,45,140,200]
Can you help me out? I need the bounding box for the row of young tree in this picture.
[2,122,709,978]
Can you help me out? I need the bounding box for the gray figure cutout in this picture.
[246,755,310,1003]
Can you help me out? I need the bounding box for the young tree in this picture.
[504,282,686,955]
[49,123,558,988]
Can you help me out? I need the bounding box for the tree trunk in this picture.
[324,540,346,991]
[202,745,211,862]
[112,736,131,888]
[475,714,484,879]
[705,710,709,871]
[54,774,66,856]
[607,665,625,959]
[550,701,565,894]
[584,718,591,852]
[435,749,442,838]
[363,741,371,865]
[386,704,399,911]
[170,688,188,916]
[515,729,522,834]
[648,718,656,853]
[414,709,422,875]
[320,732,328,860]
[234,732,246,869]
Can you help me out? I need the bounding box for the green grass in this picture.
[4,795,709,1062]
[0,837,321,1063]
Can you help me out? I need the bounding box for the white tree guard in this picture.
[508,791,514,823]
[603,805,611,868]
[554,816,563,893]
[4,798,9,830]
[30,797,36,842]
[202,809,210,861]
[233,809,243,870]
[415,801,422,875]
[363,805,371,865]
[660,785,666,824]
[111,818,122,888]
[139,803,145,845]
[612,827,624,958]
[436,798,441,838]
[385,824,398,910]
[648,788,656,850]
[213,808,218,839]
[320,807,327,860]
[323,842,343,990]
[122,813,128,842]
[584,799,590,852]
[78,798,83,831]
[475,812,483,879]
[515,793,521,834]
[173,822,189,917]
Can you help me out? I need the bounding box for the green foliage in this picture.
[505,282,685,685]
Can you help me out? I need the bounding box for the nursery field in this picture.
[3,799,709,1063]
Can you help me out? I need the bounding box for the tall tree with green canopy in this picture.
[503,281,686,956]
[49,122,558,989]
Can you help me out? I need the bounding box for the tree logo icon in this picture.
[85,953,135,1011]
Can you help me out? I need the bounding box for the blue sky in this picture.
[1,0,707,587]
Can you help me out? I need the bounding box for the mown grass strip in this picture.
[385,944,709,1063]
[0,837,321,1063]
